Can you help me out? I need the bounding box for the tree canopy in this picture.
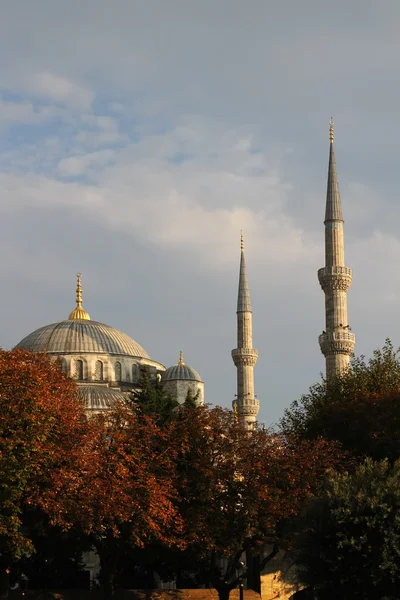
[281,340,400,461]
[0,349,88,597]
[130,367,179,423]
[167,405,341,600]
[294,459,400,600]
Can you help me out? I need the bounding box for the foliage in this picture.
[281,340,400,461]
[42,401,182,598]
[168,405,341,600]
[0,349,86,560]
[294,459,400,599]
[130,367,179,423]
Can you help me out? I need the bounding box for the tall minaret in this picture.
[232,233,259,428]
[318,121,355,379]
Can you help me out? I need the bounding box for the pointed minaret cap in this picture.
[237,232,252,313]
[325,119,344,223]
[68,273,91,320]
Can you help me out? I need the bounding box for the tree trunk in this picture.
[215,586,232,600]
[98,543,119,600]
[103,573,115,600]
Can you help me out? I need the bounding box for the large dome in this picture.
[15,319,150,359]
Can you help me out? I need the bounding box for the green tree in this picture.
[281,340,400,461]
[294,459,400,599]
[183,387,200,408]
[131,367,179,423]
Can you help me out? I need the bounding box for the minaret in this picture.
[318,121,355,379]
[232,233,259,428]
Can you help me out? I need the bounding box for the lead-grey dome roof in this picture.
[162,363,202,383]
[15,320,150,359]
[78,385,126,410]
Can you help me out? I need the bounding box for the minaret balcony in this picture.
[238,397,260,417]
[319,330,356,356]
[231,348,258,367]
[318,266,352,292]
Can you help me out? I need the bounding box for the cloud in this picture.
[57,149,116,177]
[26,72,94,109]
[0,119,315,272]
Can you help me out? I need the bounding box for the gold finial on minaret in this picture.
[329,119,334,143]
[178,351,184,365]
[68,273,91,321]
[240,231,244,251]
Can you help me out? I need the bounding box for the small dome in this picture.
[15,320,150,358]
[78,385,125,410]
[162,351,202,383]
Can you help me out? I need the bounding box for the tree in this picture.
[294,459,400,599]
[168,405,340,600]
[281,340,400,461]
[0,349,88,598]
[130,367,179,423]
[42,402,182,599]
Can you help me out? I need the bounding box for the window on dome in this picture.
[95,360,104,381]
[115,361,122,381]
[76,359,84,380]
[132,364,138,382]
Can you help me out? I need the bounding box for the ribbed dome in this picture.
[78,385,126,410]
[15,320,150,358]
[162,362,202,383]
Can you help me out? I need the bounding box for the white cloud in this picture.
[27,72,94,109]
[0,120,314,271]
[57,149,116,177]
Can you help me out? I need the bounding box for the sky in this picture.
[2,0,400,426]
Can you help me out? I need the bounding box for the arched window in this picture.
[76,359,84,380]
[115,361,122,381]
[132,363,138,382]
[95,360,104,381]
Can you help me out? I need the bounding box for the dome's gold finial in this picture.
[76,273,83,306]
[179,351,184,366]
[329,119,334,143]
[240,231,244,251]
[68,273,91,321]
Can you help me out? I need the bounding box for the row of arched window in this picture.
[72,359,139,382]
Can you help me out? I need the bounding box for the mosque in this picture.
[13,120,351,432]
[14,272,205,412]
[11,121,351,598]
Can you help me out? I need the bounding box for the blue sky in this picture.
[2,0,400,425]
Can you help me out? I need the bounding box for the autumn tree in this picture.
[167,405,340,600]
[42,402,182,599]
[0,349,88,599]
[281,340,400,461]
[294,459,400,599]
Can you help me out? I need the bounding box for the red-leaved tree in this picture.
[41,402,182,599]
[0,349,88,599]
[170,406,341,600]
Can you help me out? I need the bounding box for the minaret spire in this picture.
[232,233,259,428]
[318,121,355,379]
